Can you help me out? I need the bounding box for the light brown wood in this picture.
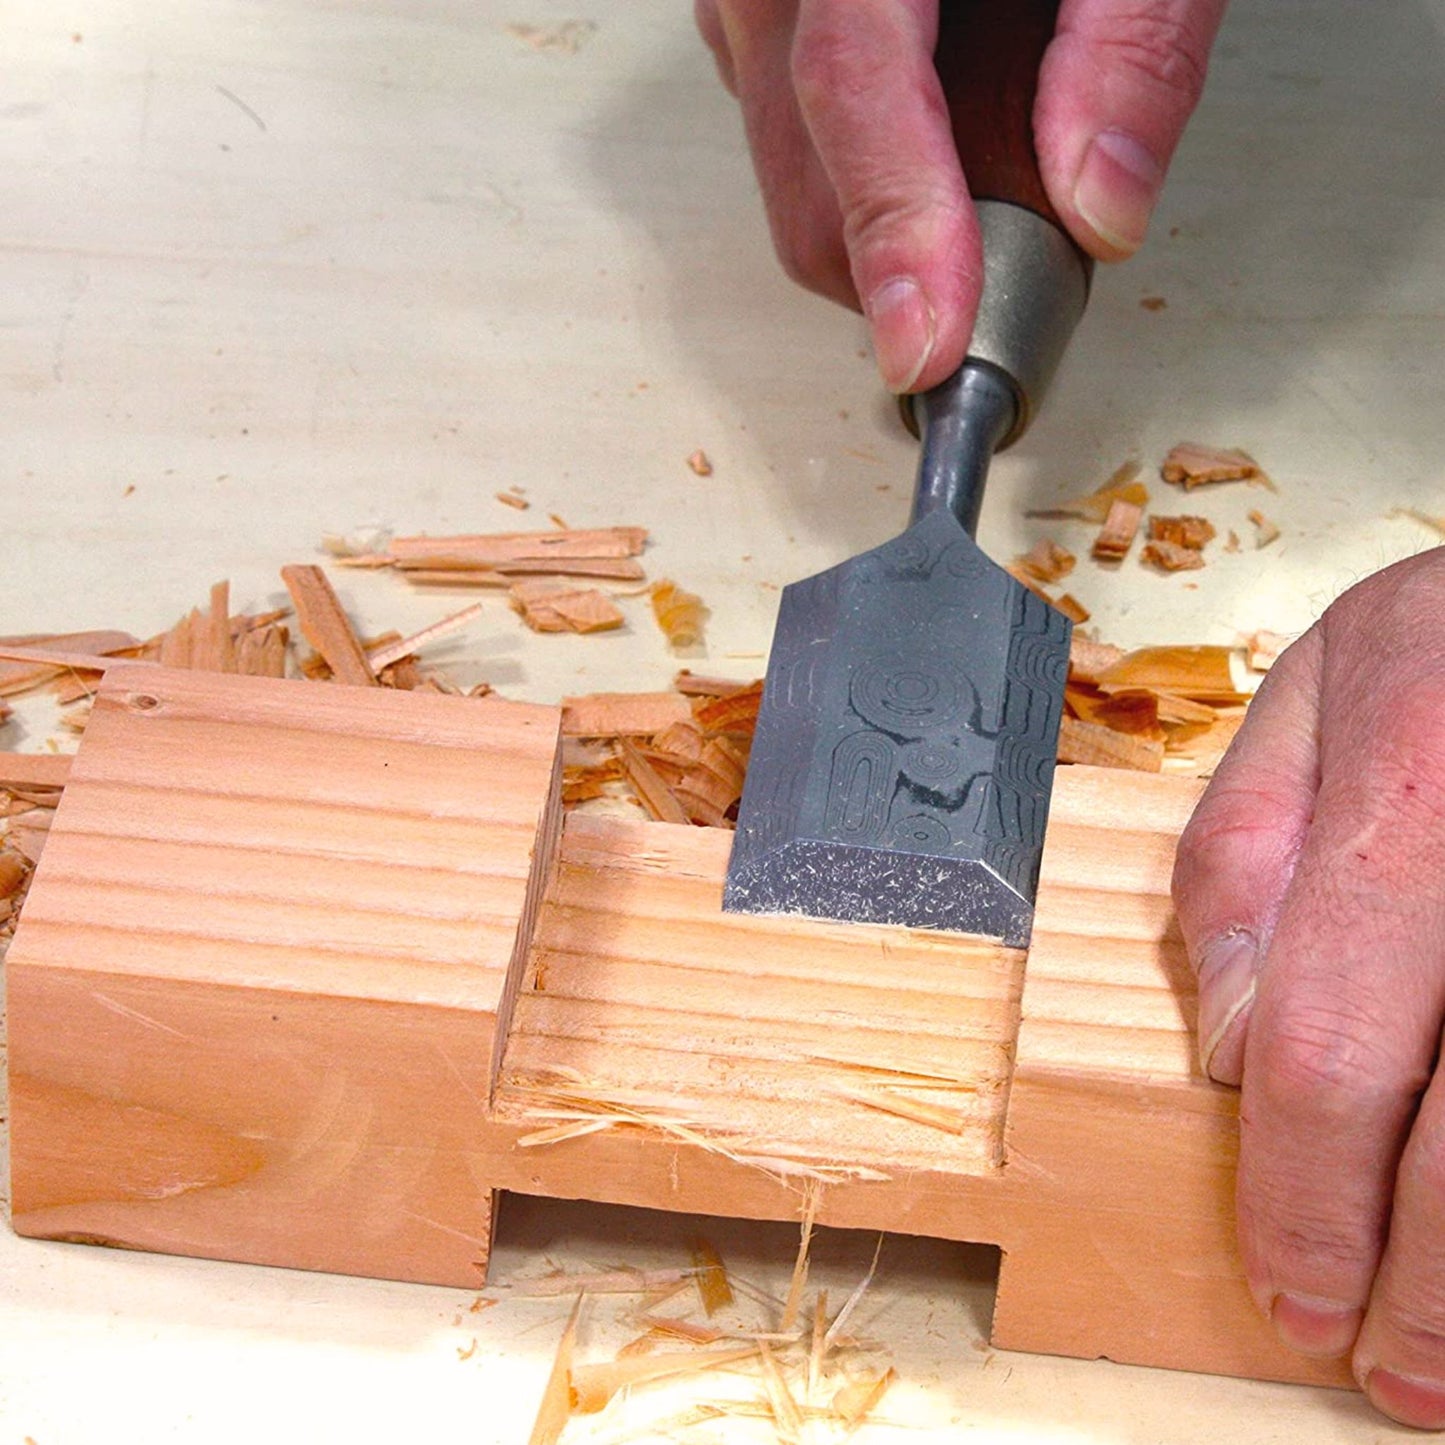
[280,564,377,687]
[7,664,560,1284]
[4,667,1351,1391]
[0,753,73,790]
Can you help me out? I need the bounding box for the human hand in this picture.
[695,0,1228,392]
[1173,550,1445,1427]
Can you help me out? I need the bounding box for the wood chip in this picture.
[0,753,73,791]
[280,565,378,687]
[1011,539,1075,585]
[1148,515,1216,550]
[832,1369,896,1428]
[390,527,647,571]
[1389,507,1445,538]
[1068,636,1126,685]
[561,692,692,738]
[0,850,29,901]
[692,1238,733,1317]
[510,581,623,635]
[525,1296,580,1445]
[686,449,713,477]
[0,630,139,697]
[1161,442,1263,489]
[1244,630,1291,672]
[1248,508,1281,548]
[1057,716,1164,772]
[1097,645,1242,701]
[570,1347,757,1417]
[1051,593,1090,624]
[496,490,530,510]
[651,579,707,649]
[673,671,753,699]
[1028,461,1148,523]
[1141,539,1207,572]
[618,741,691,824]
[1090,499,1143,561]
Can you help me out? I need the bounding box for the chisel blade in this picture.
[723,508,1069,948]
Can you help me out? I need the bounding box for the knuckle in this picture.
[1253,994,1428,1111]
[789,21,883,117]
[1084,3,1212,110]
[1171,782,1300,901]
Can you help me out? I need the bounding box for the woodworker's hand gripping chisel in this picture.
[724,0,1092,947]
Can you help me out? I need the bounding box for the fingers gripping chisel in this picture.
[724,0,1092,947]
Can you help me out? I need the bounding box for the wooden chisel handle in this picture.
[933,0,1064,225]
[907,0,1091,472]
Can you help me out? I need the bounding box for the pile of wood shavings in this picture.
[521,1194,897,1443]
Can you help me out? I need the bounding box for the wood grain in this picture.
[4,668,1350,1387]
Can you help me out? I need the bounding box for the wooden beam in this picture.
[3,667,1351,1389]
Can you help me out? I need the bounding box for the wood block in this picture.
[7,664,562,1284]
[5,666,1351,1389]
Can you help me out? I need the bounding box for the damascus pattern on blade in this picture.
[724,509,1070,948]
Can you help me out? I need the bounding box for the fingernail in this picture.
[1073,130,1164,255]
[865,276,935,393]
[1196,931,1258,1083]
[1271,1292,1362,1358]
[1366,1369,1445,1429]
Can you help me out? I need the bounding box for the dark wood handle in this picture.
[934,0,1060,225]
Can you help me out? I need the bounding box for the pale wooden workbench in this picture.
[4,0,1444,1439]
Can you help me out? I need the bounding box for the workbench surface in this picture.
[5,0,1444,1439]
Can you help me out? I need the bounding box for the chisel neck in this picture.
[908,361,1018,537]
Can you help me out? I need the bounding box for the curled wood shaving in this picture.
[1090,499,1143,561]
[650,579,707,649]
[686,449,713,477]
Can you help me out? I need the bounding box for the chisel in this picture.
[724,0,1091,947]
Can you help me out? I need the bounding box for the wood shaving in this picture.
[686,449,713,477]
[1090,499,1143,561]
[650,579,707,649]
[1148,515,1216,550]
[1243,630,1290,672]
[510,581,623,634]
[1052,593,1090,624]
[1028,460,1148,523]
[525,1296,580,1445]
[1248,508,1281,548]
[1161,442,1266,489]
[1389,507,1445,538]
[505,19,597,54]
[1011,539,1075,585]
[1057,717,1164,772]
[281,565,378,687]
[1141,538,1207,572]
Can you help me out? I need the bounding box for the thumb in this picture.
[1171,629,1321,1083]
[1036,0,1230,258]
